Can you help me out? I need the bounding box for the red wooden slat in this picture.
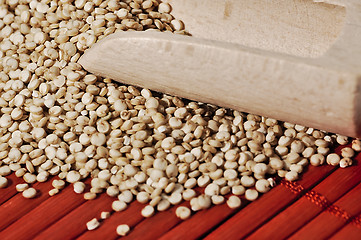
[120,201,190,240]
[0,173,24,205]
[246,158,361,240]
[0,183,85,240]
[329,221,361,240]
[0,178,54,231]
[204,164,335,240]
[158,200,240,240]
[34,192,114,240]
[77,201,144,240]
[289,182,361,239]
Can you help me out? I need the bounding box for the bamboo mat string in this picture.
[351,213,361,229]
[288,181,361,239]
[282,179,352,222]
[304,190,330,209]
[197,165,336,240]
[246,157,361,240]
[280,180,304,194]
[330,211,361,239]
[327,205,351,222]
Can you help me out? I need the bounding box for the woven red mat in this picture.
[1,148,361,240]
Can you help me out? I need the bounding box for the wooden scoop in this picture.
[78,0,361,137]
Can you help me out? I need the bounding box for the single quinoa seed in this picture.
[86,218,100,231]
[0,177,8,188]
[116,224,130,236]
[227,196,242,209]
[22,188,37,199]
[175,206,191,220]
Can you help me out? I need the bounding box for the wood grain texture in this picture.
[157,199,239,240]
[246,160,361,239]
[79,0,361,137]
[0,174,23,205]
[0,185,85,240]
[204,163,335,240]
[0,178,54,232]
[164,0,346,58]
[289,182,361,240]
[35,193,114,240]
[122,203,188,240]
[330,219,361,240]
[77,201,144,240]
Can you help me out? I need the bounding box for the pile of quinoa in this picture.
[0,0,360,236]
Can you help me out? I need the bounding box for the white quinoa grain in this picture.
[23,173,37,184]
[100,211,111,220]
[73,182,85,194]
[326,153,341,166]
[351,140,361,152]
[310,154,325,166]
[116,224,130,236]
[158,3,172,13]
[141,205,155,218]
[341,147,355,158]
[211,195,225,205]
[86,218,100,231]
[245,189,259,201]
[0,176,8,188]
[16,183,29,192]
[182,189,196,201]
[136,191,150,204]
[169,192,182,205]
[22,188,37,198]
[255,179,271,193]
[204,183,220,196]
[49,188,60,196]
[241,175,255,187]
[336,135,349,145]
[157,199,171,211]
[175,206,191,220]
[340,158,353,168]
[232,185,246,195]
[0,166,11,176]
[285,171,299,181]
[66,171,81,183]
[227,196,242,209]
[118,190,133,203]
[84,192,97,200]
[197,195,212,209]
[52,179,66,190]
[112,200,127,212]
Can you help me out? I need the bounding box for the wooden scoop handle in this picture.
[78,0,361,137]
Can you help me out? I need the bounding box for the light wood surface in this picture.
[78,0,361,137]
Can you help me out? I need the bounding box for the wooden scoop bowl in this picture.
[78,0,361,137]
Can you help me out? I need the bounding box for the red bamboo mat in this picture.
[1,146,361,240]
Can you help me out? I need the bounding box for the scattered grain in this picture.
[175,206,191,220]
[227,195,242,209]
[0,176,8,188]
[245,189,258,201]
[141,205,155,218]
[87,218,100,231]
[22,187,37,198]
[116,224,130,236]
